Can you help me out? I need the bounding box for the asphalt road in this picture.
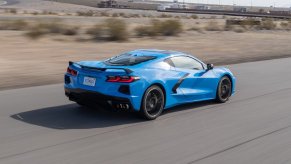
[0,58,291,164]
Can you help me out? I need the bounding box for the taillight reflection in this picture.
[67,67,77,76]
[107,76,139,83]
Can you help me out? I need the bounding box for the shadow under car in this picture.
[11,100,216,129]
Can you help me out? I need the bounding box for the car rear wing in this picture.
[69,61,133,74]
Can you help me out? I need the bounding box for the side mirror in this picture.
[207,64,214,70]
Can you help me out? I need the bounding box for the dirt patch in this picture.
[1,29,291,90]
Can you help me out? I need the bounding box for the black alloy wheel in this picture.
[140,85,165,120]
[216,76,232,103]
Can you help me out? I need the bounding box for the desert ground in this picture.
[0,0,291,90]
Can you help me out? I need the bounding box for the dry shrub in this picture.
[128,14,140,18]
[38,22,63,33]
[77,11,94,16]
[149,19,163,36]
[61,27,79,35]
[225,18,279,31]
[233,27,246,33]
[32,12,39,15]
[86,24,105,39]
[42,10,49,15]
[119,13,126,17]
[181,15,190,19]
[159,13,173,18]
[42,10,57,15]
[134,19,183,37]
[258,19,277,30]
[224,24,234,31]
[105,18,128,41]
[112,13,119,17]
[86,25,105,39]
[0,20,29,31]
[242,19,260,26]
[33,21,70,34]
[4,8,17,14]
[280,22,290,30]
[241,19,260,30]
[8,8,17,14]
[226,19,260,27]
[187,26,203,33]
[160,19,183,36]
[204,21,222,31]
[25,21,79,39]
[188,26,200,31]
[134,26,152,37]
[280,22,288,28]
[190,14,198,19]
[87,18,128,41]
[25,28,47,39]
[148,14,154,18]
[100,11,110,17]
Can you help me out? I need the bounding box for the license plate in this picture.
[83,77,96,87]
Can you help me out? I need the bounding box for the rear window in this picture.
[104,53,156,66]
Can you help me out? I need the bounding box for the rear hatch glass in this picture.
[104,53,156,66]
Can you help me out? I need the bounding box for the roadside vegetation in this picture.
[86,18,128,41]
[204,21,222,31]
[0,20,29,30]
[134,19,183,37]
[188,18,289,33]
[25,20,79,39]
[1,8,291,41]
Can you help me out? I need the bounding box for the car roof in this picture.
[126,49,206,67]
[128,49,185,58]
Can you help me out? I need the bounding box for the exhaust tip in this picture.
[114,103,130,110]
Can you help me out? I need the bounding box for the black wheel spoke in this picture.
[220,78,231,100]
[157,98,162,104]
[144,88,164,116]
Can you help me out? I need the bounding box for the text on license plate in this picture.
[83,77,96,86]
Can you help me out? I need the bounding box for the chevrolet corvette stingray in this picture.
[64,49,236,120]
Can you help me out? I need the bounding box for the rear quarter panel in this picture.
[132,61,189,109]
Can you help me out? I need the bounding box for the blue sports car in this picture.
[64,49,236,120]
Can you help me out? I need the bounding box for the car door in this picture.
[168,56,218,102]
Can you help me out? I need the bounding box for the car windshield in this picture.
[105,53,156,66]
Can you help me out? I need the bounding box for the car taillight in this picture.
[107,76,140,83]
[67,67,77,76]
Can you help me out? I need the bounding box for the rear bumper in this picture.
[65,88,133,110]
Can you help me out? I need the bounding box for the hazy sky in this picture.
[172,0,291,7]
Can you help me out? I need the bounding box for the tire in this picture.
[216,76,232,103]
[140,85,165,120]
